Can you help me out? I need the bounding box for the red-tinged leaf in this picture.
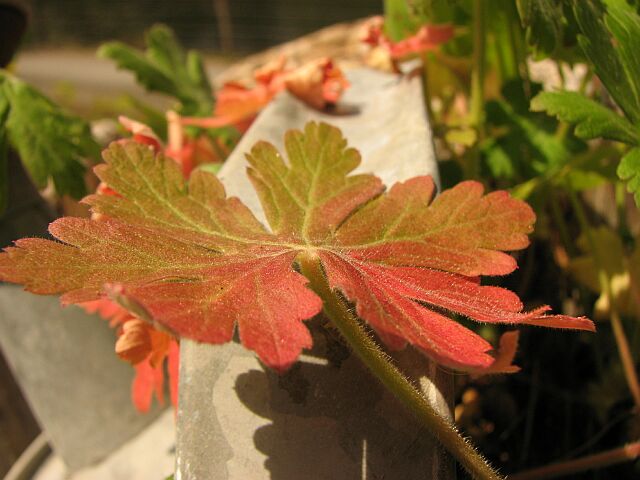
[474,332,520,375]
[213,82,274,125]
[181,57,349,131]
[246,122,383,242]
[116,318,153,364]
[85,295,179,411]
[388,24,455,59]
[319,251,498,370]
[335,176,535,276]
[361,16,454,61]
[284,58,350,109]
[0,122,593,373]
[86,142,272,248]
[118,115,163,153]
[132,359,165,413]
[124,252,321,370]
[168,340,180,408]
[80,298,131,326]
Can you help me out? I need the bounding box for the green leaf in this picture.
[561,144,618,190]
[486,97,571,175]
[0,72,99,199]
[98,24,213,116]
[531,91,640,145]
[516,0,563,57]
[617,147,640,205]
[482,137,516,180]
[565,169,611,191]
[510,178,541,200]
[574,1,640,123]
[384,0,421,41]
[603,0,640,112]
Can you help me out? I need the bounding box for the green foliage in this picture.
[98,24,214,117]
[384,0,421,40]
[618,148,640,205]
[482,80,595,193]
[603,0,640,121]
[531,0,640,206]
[0,91,9,214]
[531,91,640,144]
[574,0,640,123]
[516,0,564,58]
[0,72,100,214]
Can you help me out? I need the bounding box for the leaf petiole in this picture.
[297,251,504,480]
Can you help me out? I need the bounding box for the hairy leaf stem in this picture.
[298,252,503,480]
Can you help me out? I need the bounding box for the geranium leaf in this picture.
[0,122,593,372]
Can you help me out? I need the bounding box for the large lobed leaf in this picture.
[0,122,594,372]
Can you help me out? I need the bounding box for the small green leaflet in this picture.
[0,72,100,214]
[531,92,640,145]
[618,148,640,206]
[99,24,214,117]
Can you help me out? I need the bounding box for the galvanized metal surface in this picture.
[32,410,175,480]
[176,68,454,480]
[0,287,163,471]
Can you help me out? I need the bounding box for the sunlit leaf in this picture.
[0,122,593,372]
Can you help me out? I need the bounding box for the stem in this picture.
[470,0,486,130]
[421,53,435,125]
[467,0,487,180]
[548,189,576,257]
[615,181,628,235]
[611,309,640,410]
[567,187,640,410]
[510,441,640,480]
[298,252,503,480]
